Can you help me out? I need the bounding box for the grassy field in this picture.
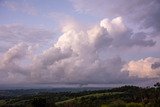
[55,92,123,106]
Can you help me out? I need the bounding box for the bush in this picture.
[31,98,47,107]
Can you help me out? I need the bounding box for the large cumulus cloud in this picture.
[0,17,159,86]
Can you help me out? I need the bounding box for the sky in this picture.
[0,0,160,88]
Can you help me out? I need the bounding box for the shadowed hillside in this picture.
[0,83,159,107]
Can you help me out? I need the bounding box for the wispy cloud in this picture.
[0,24,54,53]
[1,1,38,15]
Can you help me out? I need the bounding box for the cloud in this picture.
[48,12,83,33]
[1,1,37,15]
[70,0,160,36]
[0,17,158,86]
[0,43,31,84]
[0,24,54,53]
[136,0,160,34]
[28,17,156,85]
[30,21,113,84]
[122,57,160,78]
[69,0,151,16]
[151,62,160,69]
[100,17,156,47]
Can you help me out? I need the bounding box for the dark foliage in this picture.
[0,82,159,107]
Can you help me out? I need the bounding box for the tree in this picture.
[31,98,47,107]
[154,82,160,88]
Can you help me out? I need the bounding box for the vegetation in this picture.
[0,82,159,107]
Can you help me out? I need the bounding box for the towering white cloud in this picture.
[30,19,113,84]
[100,17,127,36]
[28,17,157,84]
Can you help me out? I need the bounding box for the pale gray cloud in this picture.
[0,43,31,84]
[70,0,160,36]
[151,62,160,69]
[100,17,156,48]
[0,24,54,52]
[1,1,37,15]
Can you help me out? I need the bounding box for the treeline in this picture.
[0,82,159,107]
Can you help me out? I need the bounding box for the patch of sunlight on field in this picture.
[101,104,108,107]
[0,100,6,106]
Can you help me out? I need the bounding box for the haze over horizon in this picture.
[0,0,160,88]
